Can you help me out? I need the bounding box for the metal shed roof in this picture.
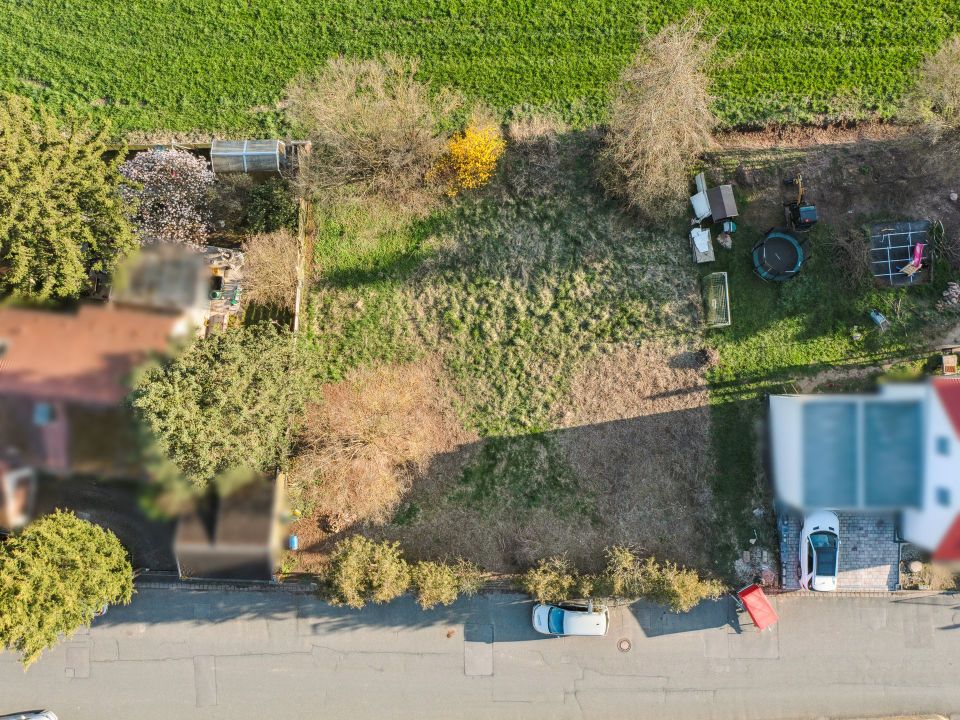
[210,139,285,174]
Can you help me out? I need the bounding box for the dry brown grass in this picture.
[599,16,717,218]
[551,340,716,569]
[902,36,960,139]
[285,54,459,211]
[289,363,446,529]
[242,228,300,310]
[383,339,716,573]
[498,113,572,199]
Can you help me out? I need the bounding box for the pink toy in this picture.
[912,242,925,267]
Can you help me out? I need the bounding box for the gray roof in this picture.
[707,185,738,220]
[801,399,923,509]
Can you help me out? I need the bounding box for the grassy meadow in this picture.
[2,0,959,133]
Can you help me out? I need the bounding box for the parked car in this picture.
[532,601,609,636]
[799,510,841,591]
[0,711,59,720]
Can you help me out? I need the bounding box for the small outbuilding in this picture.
[690,172,739,223]
[210,139,285,174]
[174,474,283,581]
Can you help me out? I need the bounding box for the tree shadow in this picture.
[627,597,738,638]
[382,403,717,575]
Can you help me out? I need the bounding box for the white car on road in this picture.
[800,510,841,591]
[532,601,609,636]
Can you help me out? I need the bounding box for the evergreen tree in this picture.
[130,325,304,489]
[0,95,135,299]
[0,510,134,668]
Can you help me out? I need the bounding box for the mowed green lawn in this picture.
[2,0,958,133]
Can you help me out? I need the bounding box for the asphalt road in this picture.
[2,587,959,719]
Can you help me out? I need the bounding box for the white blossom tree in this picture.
[120,148,215,246]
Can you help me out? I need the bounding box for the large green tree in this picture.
[130,325,304,488]
[0,95,136,299]
[0,510,134,668]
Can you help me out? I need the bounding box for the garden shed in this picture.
[210,139,285,174]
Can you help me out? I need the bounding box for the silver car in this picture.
[532,601,609,636]
[0,712,59,720]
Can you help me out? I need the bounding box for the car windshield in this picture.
[547,607,565,634]
[811,532,838,576]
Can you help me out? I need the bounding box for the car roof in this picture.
[561,608,607,636]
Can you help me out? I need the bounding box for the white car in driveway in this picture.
[800,510,841,591]
[532,601,609,636]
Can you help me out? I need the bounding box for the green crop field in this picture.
[2,0,959,134]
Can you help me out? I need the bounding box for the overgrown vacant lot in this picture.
[3,1,957,132]
[292,126,960,579]
[295,131,720,573]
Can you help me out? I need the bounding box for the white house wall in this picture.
[769,396,804,509]
[902,385,960,551]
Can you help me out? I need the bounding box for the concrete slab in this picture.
[65,644,90,679]
[464,623,493,676]
[193,655,217,707]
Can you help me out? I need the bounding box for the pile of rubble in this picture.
[940,281,960,310]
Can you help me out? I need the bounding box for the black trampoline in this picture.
[752,229,807,281]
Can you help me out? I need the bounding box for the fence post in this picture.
[292,197,307,335]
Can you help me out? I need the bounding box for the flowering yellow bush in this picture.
[429,124,506,196]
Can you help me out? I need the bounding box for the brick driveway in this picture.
[779,510,900,591]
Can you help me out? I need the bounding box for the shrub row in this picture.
[324,538,722,614]
[324,536,485,610]
[520,547,725,613]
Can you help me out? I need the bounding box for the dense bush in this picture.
[642,559,725,613]
[411,561,460,609]
[520,556,579,603]
[285,54,459,209]
[120,148,215,245]
[597,546,724,613]
[246,178,299,233]
[410,559,487,609]
[130,325,304,489]
[600,17,716,219]
[242,228,300,311]
[326,536,411,608]
[428,111,506,197]
[522,547,724,613]
[0,510,134,668]
[452,558,486,596]
[0,95,136,300]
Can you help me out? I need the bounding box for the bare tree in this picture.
[285,54,460,210]
[600,18,717,219]
[242,228,300,310]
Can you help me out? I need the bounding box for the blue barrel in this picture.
[288,534,299,551]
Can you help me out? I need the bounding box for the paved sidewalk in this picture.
[780,510,900,590]
[2,587,960,719]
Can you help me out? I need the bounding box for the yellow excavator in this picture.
[783,174,818,232]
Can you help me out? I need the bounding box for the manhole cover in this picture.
[617,638,632,653]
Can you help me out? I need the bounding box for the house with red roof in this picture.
[0,303,186,528]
